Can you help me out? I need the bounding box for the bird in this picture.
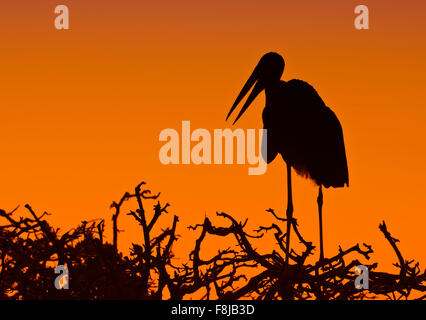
[226,52,348,263]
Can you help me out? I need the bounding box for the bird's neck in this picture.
[264,80,282,103]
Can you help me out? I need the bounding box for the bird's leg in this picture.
[317,185,324,262]
[285,162,294,265]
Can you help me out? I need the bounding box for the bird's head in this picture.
[226,52,284,124]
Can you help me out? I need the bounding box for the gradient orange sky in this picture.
[0,1,425,271]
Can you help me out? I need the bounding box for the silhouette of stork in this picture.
[226,52,348,262]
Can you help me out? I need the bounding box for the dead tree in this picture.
[0,182,424,300]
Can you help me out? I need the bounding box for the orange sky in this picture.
[0,0,425,272]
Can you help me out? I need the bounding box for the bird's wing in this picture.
[285,79,349,187]
[318,106,349,187]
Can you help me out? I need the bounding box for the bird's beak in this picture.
[226,67,264,125]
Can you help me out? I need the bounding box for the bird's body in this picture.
[262,79,348,188]
[226,52,349,262]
